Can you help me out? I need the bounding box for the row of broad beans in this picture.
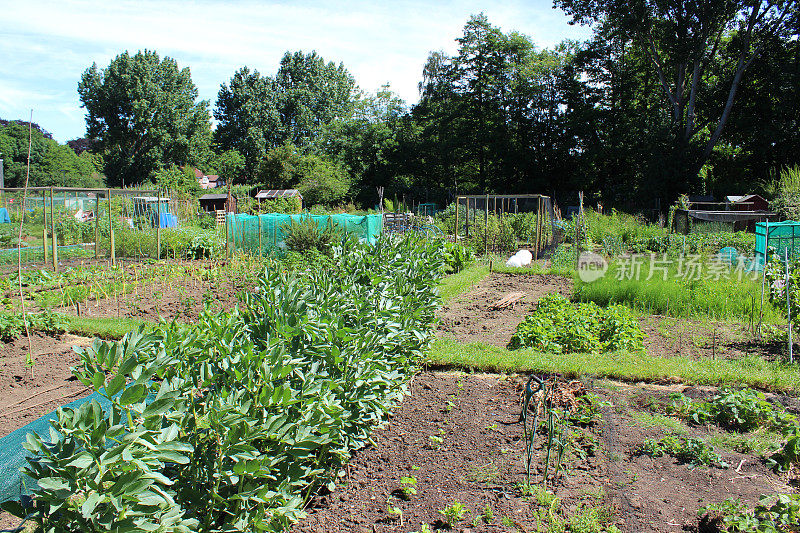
[9,236,443,532]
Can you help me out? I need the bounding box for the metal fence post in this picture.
[454,197,459,242]
[786,249,793,363]
[107,189,115,266]
[156,189,161,260]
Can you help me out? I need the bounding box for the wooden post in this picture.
[156,189,161,260]
[107,189,115,266]
[484,193,489,256]
[225,214,230,258]
[94,194,99,259]
[50,187,57,272]
[454,197,459,242]
[258,214,263,256]
[43,227,48,264]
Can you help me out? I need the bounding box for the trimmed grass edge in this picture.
[428,337,800,394]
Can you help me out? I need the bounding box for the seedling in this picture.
[386,498,403,526]
[399,476,417,499]
[481,504,494,524]
[438,501,469,529]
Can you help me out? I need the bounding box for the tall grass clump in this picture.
[574,257,782,323]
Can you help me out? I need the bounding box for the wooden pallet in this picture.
[491,291,527,309]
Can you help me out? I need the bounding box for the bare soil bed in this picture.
[0,334,95,532]
[438,272,573,347]
[293,371,794,533]
[54,278,246,323]
[0,332,94,438]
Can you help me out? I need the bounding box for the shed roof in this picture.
[255,189,302,199]
[725,194,766,204]
[199,194,229,201]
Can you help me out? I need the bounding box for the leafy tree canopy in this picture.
[214,51,356,179]
[0,120,104,188]
[78,50,212,187]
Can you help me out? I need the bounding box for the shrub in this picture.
[281,215,343,254]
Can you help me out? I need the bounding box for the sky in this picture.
[0,0,592,143]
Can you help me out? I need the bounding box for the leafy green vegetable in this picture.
[4,235,443,532]
[508,294,643,353]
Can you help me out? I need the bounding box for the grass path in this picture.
[428,337,800,394]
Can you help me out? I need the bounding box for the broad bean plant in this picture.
[4,236,444,532]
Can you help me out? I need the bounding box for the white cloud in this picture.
[1,0,591,142]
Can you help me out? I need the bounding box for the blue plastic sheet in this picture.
[0,207,10,223]
[159,213,178,228]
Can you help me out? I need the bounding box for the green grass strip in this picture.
[428,337,800,394]
[57,314,158,339]
[438,263,490,302]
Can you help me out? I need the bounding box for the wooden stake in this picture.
[50,187,57,272]
[18,110,35,377]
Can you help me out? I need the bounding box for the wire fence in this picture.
[0,187,207,272]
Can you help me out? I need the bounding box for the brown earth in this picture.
[437,272,573,347]
[0,333,94,532]
[0,332,94,438]
[293,371,792,533]
[55,278,246,323]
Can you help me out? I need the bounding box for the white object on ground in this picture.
[505,249,533,268]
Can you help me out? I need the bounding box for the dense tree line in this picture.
[7,1,798,210]
[0,120,104,188]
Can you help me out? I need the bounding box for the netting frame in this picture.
[755,220,800,266]
[453,193,553,257]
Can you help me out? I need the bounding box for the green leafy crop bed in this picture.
[508,294,643,354]
[2,236,443,532]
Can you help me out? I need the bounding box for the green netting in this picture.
[227,213,383,255]
[0,391,112,506]
[755,220,800,266]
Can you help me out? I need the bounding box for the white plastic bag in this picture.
[505,249,532,268]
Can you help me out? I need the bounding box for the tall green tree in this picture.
[275,51,356,145]
[0,121,104,188]
[214,51,356,180]
[556,0,797,198]
[78,50,212,187]
[410,15,580,198]
[214,67,281,179]
[316,85,406,204]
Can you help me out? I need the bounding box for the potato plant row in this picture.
[5,235,444,532]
